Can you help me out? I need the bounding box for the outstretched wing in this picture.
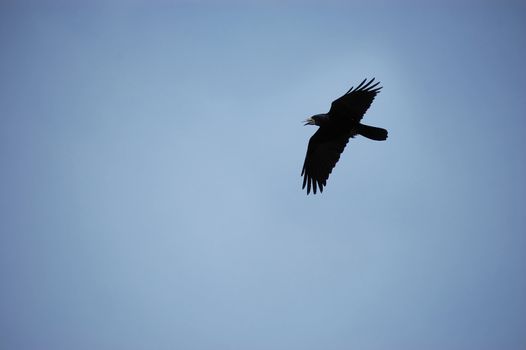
[328,78,382,122]
[301,128,350,195]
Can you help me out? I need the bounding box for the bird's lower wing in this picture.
[302,131,350,194]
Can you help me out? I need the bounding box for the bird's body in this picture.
[301,78,387,194]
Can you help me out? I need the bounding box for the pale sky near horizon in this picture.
[1,1,525,349]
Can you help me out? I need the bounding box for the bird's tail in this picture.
[357,123,388,141]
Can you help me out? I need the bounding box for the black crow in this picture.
[301,78,387,194]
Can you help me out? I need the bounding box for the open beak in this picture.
[303,117,314,126]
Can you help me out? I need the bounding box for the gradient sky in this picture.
[1,1,525,349]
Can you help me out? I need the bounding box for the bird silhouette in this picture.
[301,78,388,194]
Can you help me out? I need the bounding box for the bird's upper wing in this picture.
[301,128,350,194]
[328,78,382,122]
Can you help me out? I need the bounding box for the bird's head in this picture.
[303,114,328,126]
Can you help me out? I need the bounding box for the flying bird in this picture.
[301,78,388,194]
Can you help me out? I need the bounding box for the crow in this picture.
[301,78,387,194]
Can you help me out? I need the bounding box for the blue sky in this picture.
[1,1,525,349]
